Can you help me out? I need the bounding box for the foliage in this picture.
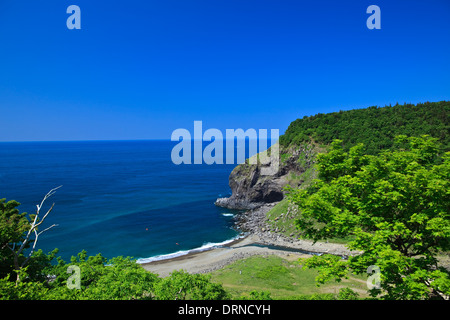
[0,249,230,300]
[0,199,29,279]
[0,198,229,300]
[280,101,449,155]
[1,187,60,283]
[152,270,230,300]
[287,135,450,299]
[244,290,273,300]
[337,287,359,300]
[0,274,49,300]
[42,251,158,300]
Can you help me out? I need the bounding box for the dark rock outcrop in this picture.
[215,143,317,210]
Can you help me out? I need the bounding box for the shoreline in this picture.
[141,203,356,277]
[139,235,248,266]
[141,233,312,277]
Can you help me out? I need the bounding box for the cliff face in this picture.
[215,143,318,210]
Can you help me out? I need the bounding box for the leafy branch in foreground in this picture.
[1,186,61,283]
[287,136,450,300]
[0,250,231,300]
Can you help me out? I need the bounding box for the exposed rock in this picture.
[231,203,358,257]
[215,143,317,210]
[212,142,359,258]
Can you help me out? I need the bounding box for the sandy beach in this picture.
[140,201,450,278]
[141,234,298,276]
[140,203,357,277]
[140,231,354,277]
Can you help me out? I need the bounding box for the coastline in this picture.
[141,233,311,277]
[140,203,356,277]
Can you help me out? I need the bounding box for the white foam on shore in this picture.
[136,235,245,264]
[221,213,234,217]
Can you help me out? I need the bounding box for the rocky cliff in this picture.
[215,143,318,210]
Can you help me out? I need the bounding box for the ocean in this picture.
[0,140,256,263]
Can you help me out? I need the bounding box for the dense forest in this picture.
[287,135,449,299]
[280,101,449,154]
[278,101,450,300]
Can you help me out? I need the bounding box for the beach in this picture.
[140,204,355,277]
[141,234,301,277]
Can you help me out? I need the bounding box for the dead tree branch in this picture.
[6,186,62,282]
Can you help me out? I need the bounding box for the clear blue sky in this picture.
[0,0,449,141]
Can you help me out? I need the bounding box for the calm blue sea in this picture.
[0,140,252,263]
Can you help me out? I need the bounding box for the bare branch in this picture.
[36,186,62,212]
[21,229,41,267]
[9,186,61,279]
[37,223,58,237]
[34,202,55,229]
[20,223,58,268]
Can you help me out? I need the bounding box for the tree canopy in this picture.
[0,247,230,300]
[287,135,450,299]
[280,101,449,155]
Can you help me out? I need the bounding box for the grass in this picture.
[265,199,302,238]
[265,198,355,245]
[211,144,370,299]
[210,255,369,299]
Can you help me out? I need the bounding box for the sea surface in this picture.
[0,140,263,263]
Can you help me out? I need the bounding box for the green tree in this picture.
[337,287,359,300]
[1,248,231,300]
[152,270,230,300]
[244,290,273,300]
[0,199,29,279]
[0,274,49,300]
[287,136,450,299]
[280,101,449,154]
[43,251,159,300]
[0,187,61,283]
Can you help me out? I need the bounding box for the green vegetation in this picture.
[1,101,449,300]
[266,199,354,245]
[210,255,368,300]
[266,101,450,300]
[0,247,230,300]
[287,135,450,299]
[265,199,302,238]
[1,196,366,300]
[0,197,229,300]
[280,101,449,155]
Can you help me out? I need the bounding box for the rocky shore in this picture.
[232,203,356,257]
[213,141,357,257]
[141,203,357,277]
[142,143,356,276]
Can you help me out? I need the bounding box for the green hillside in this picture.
[280,101,449,154]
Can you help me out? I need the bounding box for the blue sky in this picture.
[0,0,449,141]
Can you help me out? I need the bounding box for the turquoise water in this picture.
[0,140,245,262]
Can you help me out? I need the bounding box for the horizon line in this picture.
[0,137,280,143]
